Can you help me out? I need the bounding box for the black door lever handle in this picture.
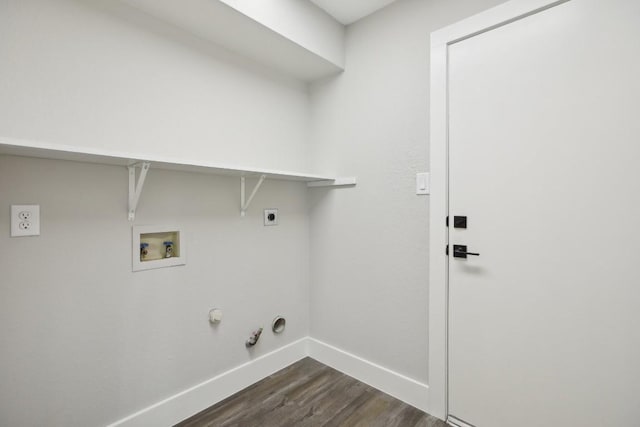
[453,245,480,258]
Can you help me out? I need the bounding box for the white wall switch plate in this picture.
[264,208,278,226]
[416,172,430,195]
[11,205,40,237]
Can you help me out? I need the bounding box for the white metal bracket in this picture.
[307,177,357,188]
[240,175,266,217]
[128,162,151,221]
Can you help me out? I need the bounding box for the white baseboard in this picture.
[107,337,429,426]
[447,415,475,427]
[106,337,308,427]
[307,338,429,413]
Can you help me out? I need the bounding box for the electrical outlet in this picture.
[264,208,278,226]
[11,205,40,237]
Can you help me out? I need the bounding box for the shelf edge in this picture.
[0,136,336,182]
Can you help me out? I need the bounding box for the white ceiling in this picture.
[309,0,398,25]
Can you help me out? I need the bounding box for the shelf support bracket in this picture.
[128,162,151,221]
[240,174,266,217]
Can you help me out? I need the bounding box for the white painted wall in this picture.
[120,0,344,81]
[220,0,345,67]
[0,0,310,172]
[0,0,313,425]
[310,0,398,25]
[0,156,310,426]
[0,0,519,424]
[308,0,507,384]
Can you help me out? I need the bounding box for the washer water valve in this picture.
[163,241,174,258]
[140,243,149,260]
[245,328,263,347]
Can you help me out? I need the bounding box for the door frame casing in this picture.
[427,0,571,420]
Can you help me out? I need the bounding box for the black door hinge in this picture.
[446,244,449,256]
[446,216,449,227]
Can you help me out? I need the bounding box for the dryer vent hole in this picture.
[272,316,286,334]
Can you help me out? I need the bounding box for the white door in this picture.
[447,1,640,426]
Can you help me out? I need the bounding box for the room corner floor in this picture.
[175,357,445,427]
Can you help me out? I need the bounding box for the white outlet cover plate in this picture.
[11,205,40,237]
[264,209,278,226]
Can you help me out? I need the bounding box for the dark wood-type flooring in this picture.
[175,357,446,427]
